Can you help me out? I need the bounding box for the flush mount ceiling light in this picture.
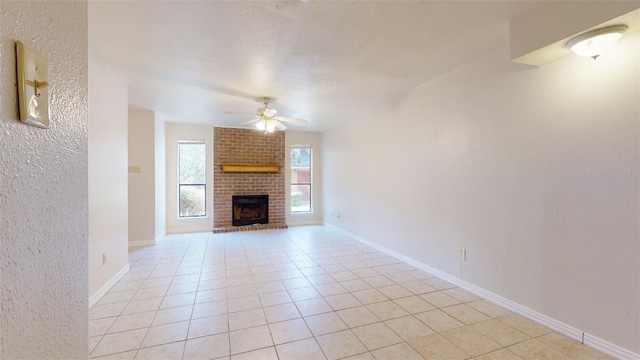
[567,25,628,59]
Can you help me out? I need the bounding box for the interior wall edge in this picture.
[128,240,155,247]
[88,264,130,309]
[155,232,167,243]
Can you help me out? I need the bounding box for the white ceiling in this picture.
[89,1,540,132]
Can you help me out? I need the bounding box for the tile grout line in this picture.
[89,228,606,360]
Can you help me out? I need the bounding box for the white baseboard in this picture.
[325,223,639,360]
[155,231,166,243]
[166,226,212,234]
[89,264,130,309]
[128,240,155,246]
[584,333,640,360]
[287,220,324,227]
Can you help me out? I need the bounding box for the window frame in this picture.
[178,140,207,218]
[290,145,312,214]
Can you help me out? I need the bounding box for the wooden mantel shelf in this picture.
[221,164,279,173]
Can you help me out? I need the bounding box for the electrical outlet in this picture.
[458,247,466,261]
[102,252,107,265]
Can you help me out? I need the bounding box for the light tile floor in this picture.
[89,226,612,360]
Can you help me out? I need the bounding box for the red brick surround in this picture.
[213,127,286,230]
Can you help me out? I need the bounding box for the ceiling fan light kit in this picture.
[566,25,628,59]
[256,118,277,133]
[225,97,309,134]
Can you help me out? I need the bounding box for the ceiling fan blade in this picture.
[224,111,258,117]
[239,118,259,126]
[273,120,287,131]
[273,116,308,125]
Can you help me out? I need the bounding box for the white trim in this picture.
[128,240,155,246]
[287,220,323,227]
[325,223,640,360]
[155,231,166,243]
[584,333,640,360]
[166,227,212,234]
[88,264,130,309]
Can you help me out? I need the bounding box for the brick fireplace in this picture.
[213,127,286,232]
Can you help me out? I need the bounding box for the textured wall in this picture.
[323,34,639,353]
[154,117,166,240]
[214,128,285,228]
[128,109,156,243]
[0,1,88,359]
[88,54,129,301]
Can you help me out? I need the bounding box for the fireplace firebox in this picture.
[232,195,269,226]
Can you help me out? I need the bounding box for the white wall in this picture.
[286,131,323,225]
[323,34,639,354]
[0,2,88,358]
[128,109,156,244]
[154,117,166,240]
[88,55,129,304]
[166,123,213,233]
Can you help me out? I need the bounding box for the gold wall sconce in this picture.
[16,41,49,128]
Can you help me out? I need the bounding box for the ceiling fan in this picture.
[225,97,308,133]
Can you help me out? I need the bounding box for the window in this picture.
[291,146,312,213]
[178,141,206,217]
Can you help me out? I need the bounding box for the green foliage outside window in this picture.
[291,147,311,168]
[179,142,206,217]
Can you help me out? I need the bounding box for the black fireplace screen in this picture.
[232,195,268,226]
